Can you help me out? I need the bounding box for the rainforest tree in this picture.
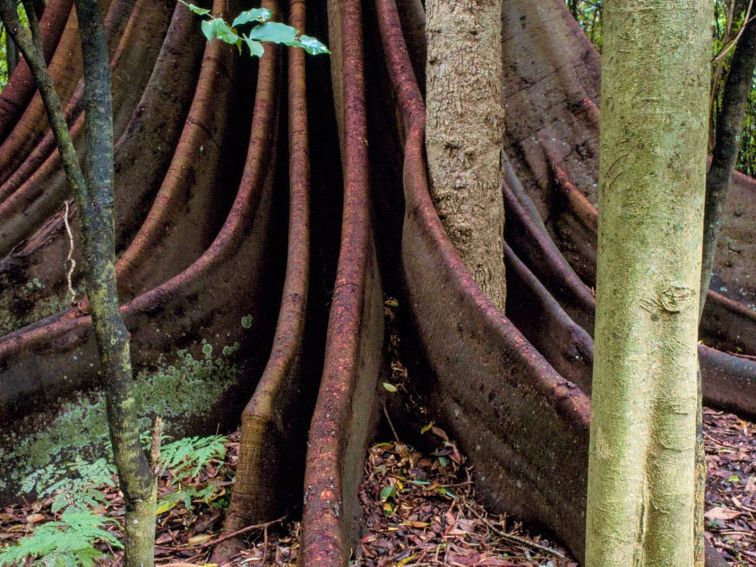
[585,0,713,564]
[0,1,159,565]
[0,0,753,565]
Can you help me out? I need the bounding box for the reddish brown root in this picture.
[0,0,72,140]
[300,2,384,564]
[0,0,128,186]
[0,2,751,566]
[211,1,313,562]
[0,0,174,263]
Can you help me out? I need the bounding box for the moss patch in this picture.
[0,277,77,336]
[0,340,241,494]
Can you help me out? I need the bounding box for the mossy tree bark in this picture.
[0,1,156,565]
[425,0,507,311]
[585,1,713,565]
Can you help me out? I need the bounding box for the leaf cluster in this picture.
[179,1,330,58]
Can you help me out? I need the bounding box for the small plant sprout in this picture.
[179,1,330,57]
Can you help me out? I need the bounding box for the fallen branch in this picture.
[184,514,287,550]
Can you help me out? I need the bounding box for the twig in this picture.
[183,514,287,550]
[261,523,269,564]
[462,501,567,559]
[63,200,77,304]
[713,0,755,63]
[150,416,164,475]
[383,401,400,443]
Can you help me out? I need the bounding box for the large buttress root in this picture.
[300,1,384,564]
[376,0,590,557]
[375,0,751,563]
[211,2,313,560]
[0,0,72,139]
[0,0,752,564]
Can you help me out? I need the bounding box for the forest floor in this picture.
[1,306,754,565]
[0,406,753,566]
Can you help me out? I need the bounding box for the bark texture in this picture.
[586,1,713,565]
[425,0,507,310]
[0,1,752,566]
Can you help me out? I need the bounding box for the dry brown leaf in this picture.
[704,506,742,520]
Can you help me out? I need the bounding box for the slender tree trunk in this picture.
[696,22,755,566]
[74,1,156,564]
[425,0,507,310]
[700,15,756,314]
[0,1,156,565]
[585,1,712,565]
[5,28,18,75]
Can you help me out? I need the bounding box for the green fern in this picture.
[0,508,122,567]
[159,434,227,481]
[2,434,230,563]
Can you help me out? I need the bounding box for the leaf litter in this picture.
[0,299,752,565]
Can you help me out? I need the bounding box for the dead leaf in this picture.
[704,506,741,521]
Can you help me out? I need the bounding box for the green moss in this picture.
[0,341,241,494]
[0,277,78,336]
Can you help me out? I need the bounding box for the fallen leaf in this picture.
[188,534,212,545]
[704,507,741,521]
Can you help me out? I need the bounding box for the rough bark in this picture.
[0,1,751,566]
[425,0,507,311]
[585,1,712,565]
[701,14,756,314]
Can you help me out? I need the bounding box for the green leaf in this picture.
[178,0,211,16]
[379,484,397,502]
[248,21,299,45]
[247,22,330,55]
[232,7,272,28]
[437,487,457,499]
[242,35,265,58]
[156,493,180,515]
[241,314,253,328]
[420,421,434,435]
[727,474,741,483]
[0,509,121,567]
[201,17,240,45]
[382,382,397,393]
[297,33,331,55]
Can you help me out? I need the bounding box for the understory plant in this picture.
[0,435,230,566]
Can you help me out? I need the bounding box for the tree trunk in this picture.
[0,1,156,564]
[425,0,507,311]
[5,28,18,76]
[0,1,752,566]
[586,0,713,564]
[701,14,756,314]
[73,1,156,564]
